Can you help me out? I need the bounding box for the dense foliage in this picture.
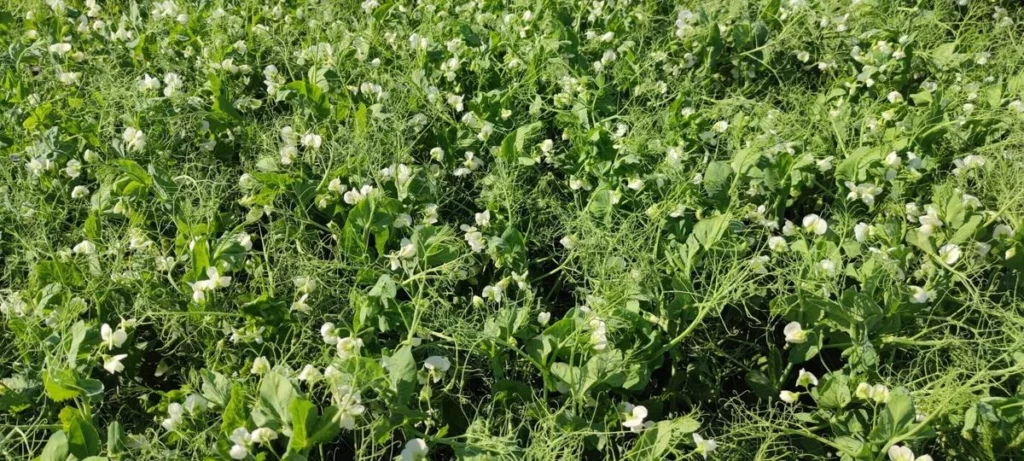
[2,0,1024,459]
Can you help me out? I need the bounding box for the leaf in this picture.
[386,346,417,408]
[498,122,542,163]
[44,369,80,402]
[60,406,101,458]
[106,421,126,456]
[354,103,368,140]
[220,383,248,436]
[67,321,89,368]
[929,43,963,69]
[84,212,101,240]
[209,73,242,120]
[257,371,297,428]
[628,416,701,459]
[691,214,731,250]
[308,406,343,445]
[369,274,397,299]
[702,161,733,207]
[550,362,580,391]
[39,431,69,461]
[287,397,316,454]
[581,350,625,392]
[811,372,851,409]
[949,215,981,245]
[201,369,230,408]
[868,388,916,444]
[833,436,869,458]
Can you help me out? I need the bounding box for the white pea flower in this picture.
[238,233,253,251]
[301,133,322,149]
[343,185,374,205]
[993,224,1015,240]
[461,225,486,252]
[782,220,797,236]
[537,311,551,325]
[328,178,346,195]
[869,384,891,403]
[475,210,491,227]
[205,266,231,288]
[71,185,90,199]
[887,91,904,103]
[101,323,127,350]
[621,403,648,432]
[693,433,717,460]
[784,321,808,344]
[138,74,161,91]
[939,244,961,265]
[73,240,96,255]
[802,214,828,235]
[161,403,184,431]
[796,369,818,388]
[854,222,870,242]
[320,322,340,345]
[816,156,834,172]
[49,43,72,55]
[819,259,836,275]
[888,444,932,461]
[767,236,787,252]
[64,159,81,178]
[909,286,930,304]
[779,390,800,403]
[400,439,428,461]
[250,356,270,375]
[952,155,985,175]
[337,337,363,360]
[122,127,146,152]
[163,72,182,96]
[333,385,365,429]
[845,182,883,206]
[297,365,322,383]
[250,427,278,445]
[228,427,251,459]
[103,354,128,374]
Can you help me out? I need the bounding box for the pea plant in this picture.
[2,0,1024,460]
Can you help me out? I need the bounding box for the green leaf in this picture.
[201,369,230,408]
[84,213,101,240]
[832,436,869,458]
[811,372,851,409]
[868,388,916,444]
[581,350,626,393]
[628,416,701,458]
[67,321,88,369]
[256,371,297,428]
[354,103,368,140]
[386,346,417,408]
[43,369,80,402]
[498,122,542,163]
[691,214,731,250]
[39,431,69,461]
[702,161,733,207]
[60,406,100,458]
[210,73,242,120]
[220,383,248,436]
[106,421,126,456]
[929,42,963,70]
[308,406,343,446]
[287,397,316,454]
